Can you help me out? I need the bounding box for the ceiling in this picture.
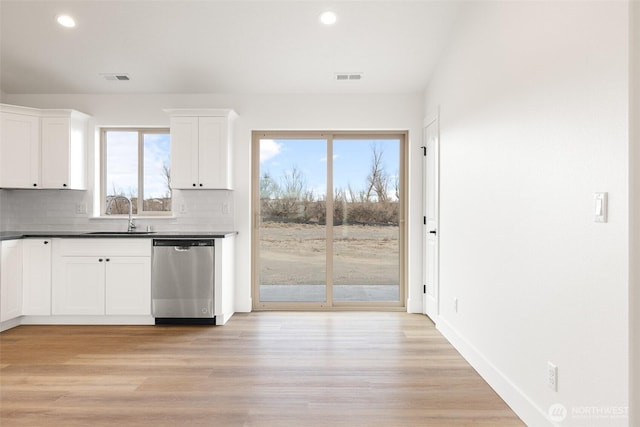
[0,1,461,95]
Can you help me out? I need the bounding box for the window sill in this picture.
[89,215,177,221]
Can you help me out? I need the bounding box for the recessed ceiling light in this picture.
[319,11,337,26]
[56,14,76,28]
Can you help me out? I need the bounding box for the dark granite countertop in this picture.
[0,231,237,241]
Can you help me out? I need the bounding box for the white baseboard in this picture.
[216,311,234,325]
[406,296,423,313]
[0,316,22,332]
[18,315,155,326]
[234,297,252,313]
[436,317,553,427]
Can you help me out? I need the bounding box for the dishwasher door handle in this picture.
[174,246,192,252]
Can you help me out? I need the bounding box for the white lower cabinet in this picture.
[105,257,151,315]
[215,236,235,325]
[53,256,105,315]
[22,239,52,315]
[1,240,23,322]
[52,239,151,316]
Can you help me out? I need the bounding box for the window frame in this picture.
[100,127,172,217]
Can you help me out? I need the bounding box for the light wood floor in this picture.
[0,312,524,426]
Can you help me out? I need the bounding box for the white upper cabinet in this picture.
[169,116,199,189]
[41,111,89,189]
[0,104,90,189]
[0,109,40,188]
[166,109,236,190]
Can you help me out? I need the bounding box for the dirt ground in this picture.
[259,222,399,286]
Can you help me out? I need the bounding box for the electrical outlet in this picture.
[547,362,558,391]
[75,203,87,214]
[180,204,187,214]
[222,203,229,214]
[453,297,458,313]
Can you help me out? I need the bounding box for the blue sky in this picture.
[260,138,400,200]
[105,131,170,199]
[106,134,399,202]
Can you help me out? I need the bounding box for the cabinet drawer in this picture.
[56,239,151,257]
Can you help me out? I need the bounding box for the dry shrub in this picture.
[346,202,398,225]
[262,198,398,225]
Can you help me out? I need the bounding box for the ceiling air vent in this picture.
[335,72,363,81]
[100,73,130,81]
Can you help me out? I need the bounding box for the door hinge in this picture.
[421,146,426,156]
[423,284,426,294]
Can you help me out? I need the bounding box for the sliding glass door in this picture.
[253,132,405,309]
[332,138,401,303]
[256,138,328,304]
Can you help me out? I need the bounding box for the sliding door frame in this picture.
[251,130,407,311]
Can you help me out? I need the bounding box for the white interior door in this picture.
[423,117,439,320]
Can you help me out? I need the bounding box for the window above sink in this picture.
[100,128,172,218]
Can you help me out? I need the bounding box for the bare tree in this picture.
[106,184,138,214]
[261,166,309,219]
[163,162,171,198]
[282,166,306,199]
[347,183,366,203]
[260,172,279,199]
[106,184,126,214]
[366,144,390,202]
[393,170,400,201]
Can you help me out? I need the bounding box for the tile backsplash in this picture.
[0,188,235,232]
[0,190,7,230]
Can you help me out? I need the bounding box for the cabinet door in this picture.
[52,257,105,315]
[0,112,39,188]
[1,240,23,322]
[105,257,151,315]
[22,239,52,315]
[41,117,71,189]
[170,116,200,189]
[198,116,231,189]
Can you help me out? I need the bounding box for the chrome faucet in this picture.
[106,195,136,232]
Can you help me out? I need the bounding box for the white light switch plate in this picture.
[594,192,608,223]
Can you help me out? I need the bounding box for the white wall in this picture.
[2,93,424,313]
[630,1,639,425]
[424,2,630,426]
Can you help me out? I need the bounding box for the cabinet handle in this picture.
[193,183,196,187]
[199,183,203,187]
[106,258,110,262]
[43,241,49,245]
[33,183,37,187]
[99,258,103,262]
[63,183,67,187]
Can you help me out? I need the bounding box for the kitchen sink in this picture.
[85,231,156,235]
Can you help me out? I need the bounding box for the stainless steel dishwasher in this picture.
[152,239,216,325]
